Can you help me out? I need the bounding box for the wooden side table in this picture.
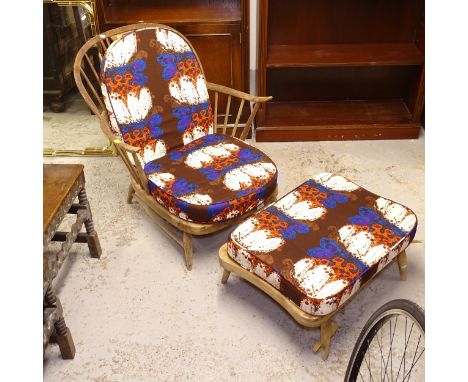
[43,164,102,359]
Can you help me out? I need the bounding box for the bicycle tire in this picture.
[344,299,425,382]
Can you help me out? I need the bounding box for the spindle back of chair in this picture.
[74,26,122,140]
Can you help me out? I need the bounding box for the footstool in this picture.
[219,173,417,360]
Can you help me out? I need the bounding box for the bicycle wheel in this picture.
[345,299,425,382]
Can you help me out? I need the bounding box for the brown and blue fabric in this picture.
[143,134,277,223]
[100,26,278,223]
[227,173,417,316]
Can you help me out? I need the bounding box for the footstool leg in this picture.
[127,183,135,204]
[221,269,231,284]
[183,232,193,271]
[55,317,76,360]
[78,188,102,259]
[312,319,338,360]
[397,250,408,281]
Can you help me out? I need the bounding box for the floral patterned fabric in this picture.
[100,26,279,224]
[227,173,417,316]
[144,134,277,224]
[100,26,213,164]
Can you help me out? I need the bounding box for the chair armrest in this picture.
[206,82,272,140]
[113,140,150,194]
[113,139,140,154]
[206,82,272,103]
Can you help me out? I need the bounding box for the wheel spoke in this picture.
[363,339,376,382]
[382,316,398,382]
[404,317,407,379]
[403,335,423,382]
[375,328,386,381]
[395,319,414,381]
[390,318,394,382]
[398,317,406,382]
[359,369,365,382]
[380,324,384,382]
[402,348,424,381]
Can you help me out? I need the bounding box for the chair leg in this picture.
[221,269,231,284]
[312,319,338,361]
[127,183,135,204]
[183,232,193,271]
[397,250,408,281]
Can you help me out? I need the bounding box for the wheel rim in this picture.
[350,308,425,382]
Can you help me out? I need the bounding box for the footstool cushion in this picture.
[227,173,417,316]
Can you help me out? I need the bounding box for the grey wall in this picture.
[249,0,258,70]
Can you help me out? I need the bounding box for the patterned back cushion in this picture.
[100,26,213,164]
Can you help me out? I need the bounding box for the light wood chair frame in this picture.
[74,23,275,270]
[219,243,409,360]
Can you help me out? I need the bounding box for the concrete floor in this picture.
[44,93,108,151]
[43,131,424,381]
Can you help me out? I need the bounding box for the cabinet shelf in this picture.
[257,0,424,141]
[256,100,421,141]
[266,43,424,68]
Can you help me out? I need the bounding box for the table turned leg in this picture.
[55,317,76,360]
[44,285,76,359]
[78,187,102,258]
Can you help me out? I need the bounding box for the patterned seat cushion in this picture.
[143,134,278,224]
[227,173,417,316]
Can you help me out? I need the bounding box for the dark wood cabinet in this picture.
[96,0,249,101]
[256,0,425,141]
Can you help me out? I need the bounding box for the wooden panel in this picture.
[267,43,424,68]
[405,65,425,120]
[101,0,241,25]
[264,100,414,127]
[256,0,269,126]
[267,66,419,102]
[267,0,424,45]
[256,124,421,142]
[406,17,425,120]
[257,100,421,141]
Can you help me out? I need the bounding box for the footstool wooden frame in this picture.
[219,243,408,360]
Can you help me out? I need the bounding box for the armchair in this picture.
[74,23,278,270]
